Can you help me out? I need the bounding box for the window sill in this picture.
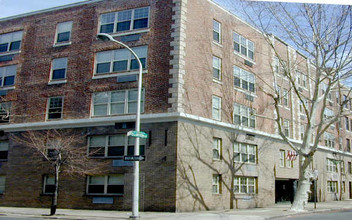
[0,86,15,91]
[233,51,256,65]
[212,41,223,47]
[0,50,21,57]
[46,118,63,122]
[234,87,256,97]
[108,29,150,37]
[48,79,67,85]
[212,79,222,84]
[84,193,123,197]
[53,42,72,47]
[91,112,144,118]
[93,70,147,80]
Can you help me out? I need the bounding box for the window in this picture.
[100,7,149,34]
[213,56,221,81]
[51,58,67,80]
[234,142,257,164]
[0,102,11,123]
[299,98,308,114]
[47,97,63,120]
[212,95,221,121]
[346,117,350,131]
[299,124,305,140]
[283,119,290,137]
[43,176,55,194]
[279,150,285,167]
[297,71,307,88]
[347,139,350,152]
[88,134,145,158]
[233,32,254,60]
[55,21,72,44]
[87,175,124,195]
[283,88,289,106]
[273,57,287,76]
[327,158,337,172]
[92,89,144,116]
[343,95,348,109]
[212,138,221,160]
[276,86,281,104]
[324,108,334,119]
[234,66,255,93]
[0,141,8,160]
[0,176,5,194]
[348,162,351,174]
[213,20,221,43]
[342,181,345,193]
[0,65,17,87]
[95,46,147,75]
[233,103,255,128]
[341,162,345,173]
[0,31,23,53]
[212,174,221,194]
[234,177,256,194]
[327,181,338,193]
[324,132,335,148]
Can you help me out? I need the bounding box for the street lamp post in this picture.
[97,33,143,219]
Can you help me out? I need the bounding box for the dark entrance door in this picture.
[275,179,295,203]
[349,182,352,199]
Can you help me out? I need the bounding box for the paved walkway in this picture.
[0,200,351,219]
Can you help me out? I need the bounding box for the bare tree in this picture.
[11,129,99,215]
[236,1,352,211]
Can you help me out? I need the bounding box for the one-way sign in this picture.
[124,155,146,161]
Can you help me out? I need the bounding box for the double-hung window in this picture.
[55,21,72,44]
[327,181,338,193]
[100,7,149,34]
[0,102,11,123]
[88,134,145,158]
[324,132,335,148]
[51,58,68,80]
[233,32,254,60]
[283,88,289,107]
[87,175,124,195]
[234,142,257,164]
[0,65,17,87]
[234,177,256,194]
[0,141,8,160]
[95,46,147,75]
[234,66,255,93]
[212,95,221,121]
[212,174,221,194]
[0,176,5,194]
[326,158,337,172]
[43,176,55,194]
[47,97,63,120]
[233,103,255,128]
[0,31,23,53]
[213,20,221,43]
[212,138,221,160]
[213,56,221,81]
[92,89,144,116]
[283,119,290,137]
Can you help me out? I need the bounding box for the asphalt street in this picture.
[275,209,352,220]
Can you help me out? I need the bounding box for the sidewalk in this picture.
[0,200,351,220]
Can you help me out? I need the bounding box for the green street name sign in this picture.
[127,130,148,139]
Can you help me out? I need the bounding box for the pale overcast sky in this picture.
[0,0,350,19]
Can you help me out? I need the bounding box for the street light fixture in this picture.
[97,33,143,219]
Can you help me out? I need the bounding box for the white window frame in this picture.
[92,89,145,116]
[0,176,5,194]
[234,142,257,164]
[327,181,338,193]
[283,88,289,107]
[212,174,221,194]
[233,32,254,60]
[212,95,221,121]
[234,176,256,194]
[213,56,221,81]
[99,7,150,34]
[43,175,55,194]
[94,46,148,75]
[324,132,335,148]
[283,119,290,137]
[50,58,68,82]
[213,20,221,44]
[212,138,222,160]
[0,31,23,54]
[54,21,73,45]
[86,175,124,195]
[233,66,255,93]
[326,158,337,172]
[233,103,256,128]
[279,150,285,167]
[47,96,64,120]
[88,134,146,158]
[0,65,17,88]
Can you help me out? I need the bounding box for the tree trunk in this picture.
[290,157,311,211]
[230,175,234,209]
[50,166,60,216]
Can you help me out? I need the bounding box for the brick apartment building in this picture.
[0,0,351,212]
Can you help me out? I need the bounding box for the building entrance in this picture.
[275,179,296,203]
[350,182,352,199]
